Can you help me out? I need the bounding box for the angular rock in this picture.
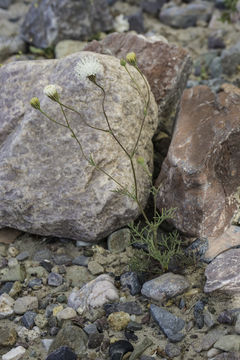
[159,1,213,29]
[0,264,25,283]
[14,296,38,315]
[48,273,63,287]
[150,304,185,342]
[204,249,240,294]
[65,266,93,287]
[84,32,192,133]
[0,18,26,62]
[120,271,142,295]
[0,51,158,242]
[157,84,240,238]
[68,274,119,312]
[141,272,189,302]
[109,340,134,360]
[21,0,113,48]
[214,335,240,352]
[21,311,37,329]
[104,301,142,316]
[48,324,88,357]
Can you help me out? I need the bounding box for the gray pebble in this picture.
[72,255,89,267]
[21,311,37,329]
[165,342,181,358]
[16,251,29,261]
[48,272,63,287]
[120,272,142,295]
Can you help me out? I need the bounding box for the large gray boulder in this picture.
[0,51,158,242]
[20,0,113,49]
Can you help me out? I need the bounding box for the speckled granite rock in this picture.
[0,51,158,242]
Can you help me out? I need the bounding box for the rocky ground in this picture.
[1,0,240,359]
[0,230,240,360]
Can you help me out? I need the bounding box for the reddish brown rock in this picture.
[156,84,240,238]
[84,32,192,134]
[204,248,240,294]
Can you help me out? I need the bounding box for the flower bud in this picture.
[30,97,40,110]
[43,84,59,102]
[137,156,145,165]
[120,58,126,66]
[126,52,137,66]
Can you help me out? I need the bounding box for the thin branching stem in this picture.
[57,101,109,133]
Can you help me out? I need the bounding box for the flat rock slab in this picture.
[84,32,192,133]
[141,272,189,302]
[204,248,240,294]
[150,304,185,342]
[157,84,240,238]
[204,225,240,261]
[0,51,158,242]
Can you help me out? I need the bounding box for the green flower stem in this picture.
[39,109,68,129]
[131,65,150,158]
[57,100,109,133]
[94,80,150,226]
[124,64,145,103]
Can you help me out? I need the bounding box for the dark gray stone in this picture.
[194,300,205,329]
[88,332,104,349]
[128,11,145,33]
[141,0,166,16]
[48,273,63,287]
[40,260,53,273]
[150,304,185,342]
[21,0,113,48]
[104,302,142,316]
[46,346,77,360]
[16,251,29,261]
[28,278,42,289]
[109,340,134,360]
[72,255,89,267]
[209,57,223,78]
[83,323,98,335]
[53,254,72,265]
[33,249,52,262]
[159,1,213,28]
[120,272,142,295]
[0,282,13,295]
[127,321,142,331]
[21,311,37,329]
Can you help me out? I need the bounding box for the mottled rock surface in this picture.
[68,274,119,312]
[204,249,240,294]
[157,84,240,238]
[141,272,189,302]
[0,51,158,241]
[21,0,113,48]
[84,32,192,133]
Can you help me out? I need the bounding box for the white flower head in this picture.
[43,84,59,102]
[75,55,103,83]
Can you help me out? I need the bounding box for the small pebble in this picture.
[21,311,37,329]
[16,251,29,261]
[14,296,38,315]
[46,346,77,360]
[108,311,130,331]
[8,247,19,257]
[88,261,104,275]
[41,339,53,352]
[165,342,181,358]
[88,332,104,349]
[48,272,63,287]
[72,255,89,267]
[218,310,235,325]
[120,272,142,295]
[56,307,76,321]
[28,278,42,289]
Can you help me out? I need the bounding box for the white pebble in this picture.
[2,346,26,360]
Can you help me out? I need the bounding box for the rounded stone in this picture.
[107,228,131,253]
[108,311,131,331]
[14,296,38,315]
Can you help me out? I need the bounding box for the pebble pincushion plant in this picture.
[30,52,183,273]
